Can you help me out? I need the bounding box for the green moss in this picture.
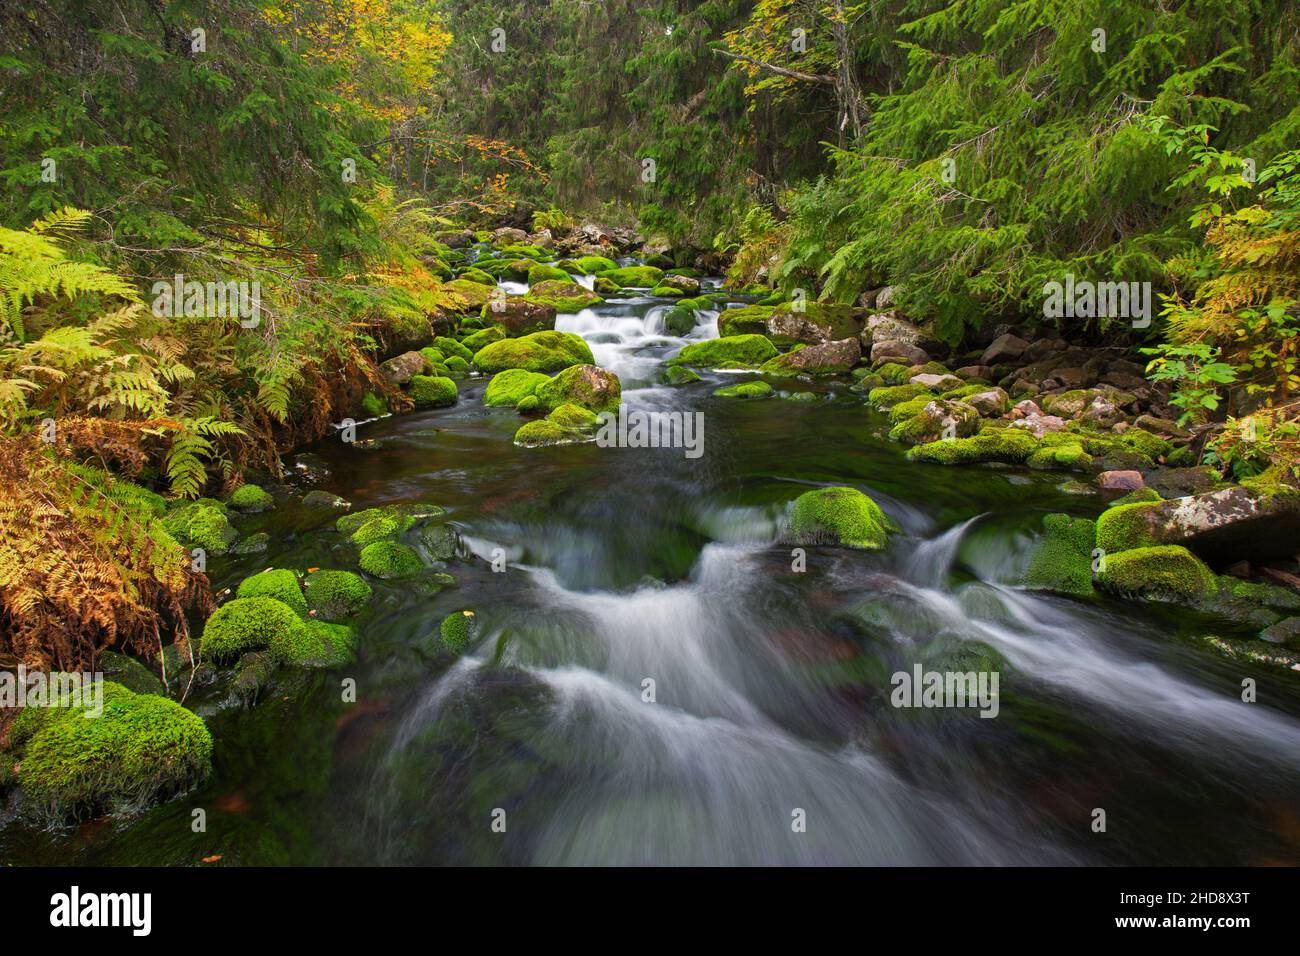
[547,403,599,431]
[358,541,424,579]
[906,427,1040,465]
[442,279,495,311]
[1023,514,1097,596]
[434,336,473,364]
[788,486,897,550]
[1110,488,1163,507]
[527,263,570,284]
[473,330,595,373]
[663,365,702,385]
[162,500,237,555]
[603,265,664,287]
[444,355,471,377]
[663,304,696,336]
[15,682,211,822]
[235,569,307,616]
[534,364,622,413]
[361,391,387,417]
[514,420,571,447]
[669,334,778,369]
[228,483,273,512]
[1240,464,1300,506]
[888,396,933,423]
[271,618,357,668]
[304,569,373,620]
[526,280,603,312]
[419,346,445,366]
[1026,442,1092,470]
[457,267,496,286]
[201,596,307,662]
[410,375,458,407]
[1095,501,1161,553]
[351,513,408,547]
[484,367,550,406]
[867,383,932,408]
[713,380,774,399]
[650,285,685,297]
[576,255,619,273]
[439,610,478,652]
[517,394,540,412]
[1165,444,1197,467]
[593,276,621,294]
[875,362,913,385]
[461,325,507,353]
[1098,545,1217,601]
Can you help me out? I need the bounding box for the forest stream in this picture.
[4,279,1299,867]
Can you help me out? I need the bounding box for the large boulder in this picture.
[871,340,929,366]
[761,337,861,376]
[534,364,622,414]
[1142,479,1300,562]
[485,296,557,336]
[525,280,603,313]
[473,331,595,374]
[980,333,1029,365]
[863,311,921,345]
[785,486,897,550]
[381,350,429,385]
[669,334,778,370]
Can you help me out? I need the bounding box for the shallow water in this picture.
[6,285,1300,866]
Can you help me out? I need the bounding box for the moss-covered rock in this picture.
[272,618,357,668]
[874,362,914,385]
[361,391,387,417]
[906,427,1041,465]
[888,399,979,445]
[304,569,373,620]
[457,267,496,286]
[534,363,622,414]
[527,263,570,284]
[713,380,774,399]
[514,403,600,446]
[787,486,897,550]
[358,541,424,579]
[484,367,550,406]
[1023,514,1097,596]
[14,682,211,822]
[668,334,778,370]
[526,279,603,313]
[663,365,702,386]
[443,278,496,311]
[439,610,478,652]
[473,330,595,373]
[1025,442,1092,471]
[235,569,307,616]
[650,285,685,297]
[461,325,507,353]
[867,383,933,408]
[663,304,697,336]
[162,499,238,555]
[716,305,775,337]
[1097,545,1217,601]
[1095,501,1161,553]
[228,483,274,513]
[603,265,664,287]
[201,596,307,662]
[410,375,458,407]
[576,255,619,274]
[350,513,405,547]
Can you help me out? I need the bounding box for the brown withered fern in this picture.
[0,429,211,673]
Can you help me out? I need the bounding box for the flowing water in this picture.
[5,285,1300,866]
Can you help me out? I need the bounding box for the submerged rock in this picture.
[713,380,774,399]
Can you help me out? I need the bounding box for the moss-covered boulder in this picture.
[514,403,600,447]
[162,499,237,555]
[1097,545,1218,601]
[576,255,619,274]
[228,483,273,513]
[867,383,933,408]
[603,265,664,287]
[201,596,306,662]
[358,541,424,579]
[473,330,595,373]
[906,427,1041,465]
[1023,514,1097,596]
[526,280,603,313]
[527,263,570,284]
[461,325,507,353]
[457,267,496,286]
[663,304,697,336]
[304,569,373,620]
[1095,500,1161,553]
[787,486,897,550]
[1025,440,1092,471]
[669,334,778,370]
[12,681,211,822]
[439,610,478,652]
[713,380,774,399]
[443,278,496,311]
[272,618,357,668]
[361,391,387,417]
[663,365,702,386]
[888,399,980,445]
[534,363,622,414]
[410,375,458,407]
[235,569,307,616]
[484,368,550,407]
[481,295,557,336]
